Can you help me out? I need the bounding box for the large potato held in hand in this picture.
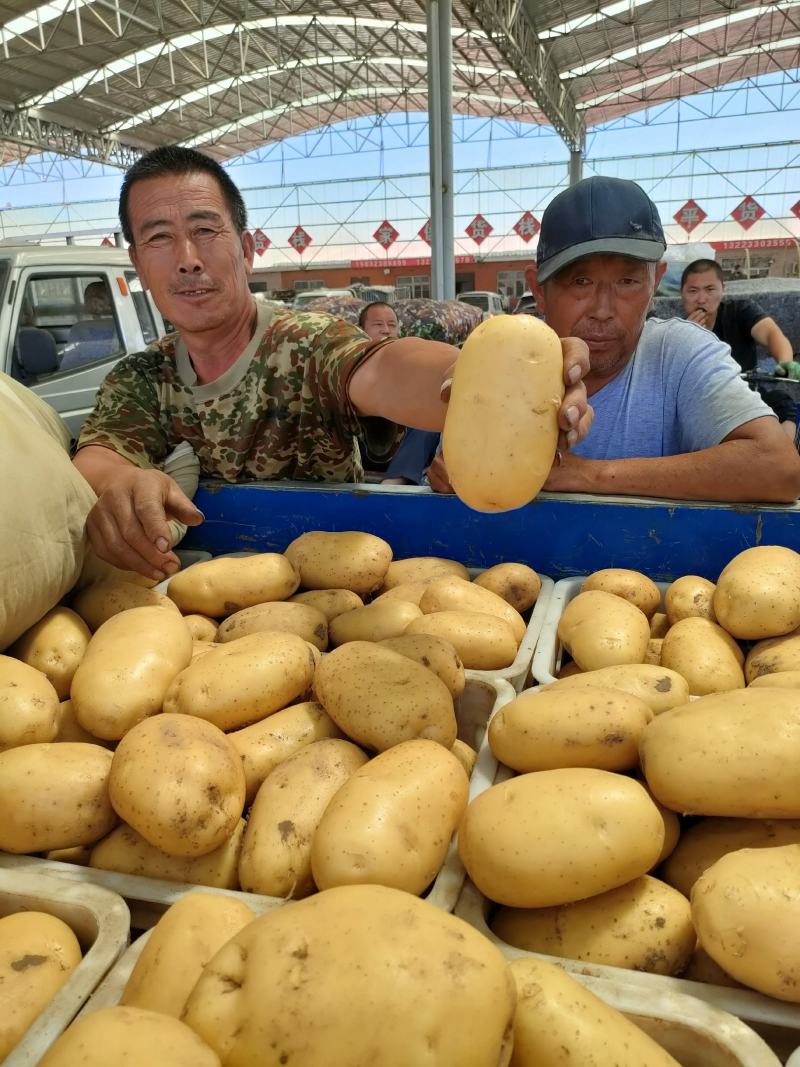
[108,713,245,858]
[442,314,564,512]
[182,884,516,1067]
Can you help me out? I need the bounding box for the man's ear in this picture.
[655,261,668,289]
[241,231,256,274]
[526,262,547,315]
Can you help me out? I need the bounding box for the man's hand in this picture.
[774,360,800,382]
[687,309,710,328]
[558,337,593,450]
[426,454,453,494]
[86,467,204,582]
[542,449,595,493]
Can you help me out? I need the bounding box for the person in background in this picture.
[358,301,399,340]
[680,259,799,377]
[425,176,800,502]
[73,145,592,581]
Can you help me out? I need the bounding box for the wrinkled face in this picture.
[127,171,255,336]
[361,304,399,340]
[532,254,665,386]
[681,270,724,320]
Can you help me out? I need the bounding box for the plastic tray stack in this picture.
[1,867,130,1067]
[0,677,513,923]
[531,576,670,685]
[455,880,800,1065]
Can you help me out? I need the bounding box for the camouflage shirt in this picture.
[76,302,401,483]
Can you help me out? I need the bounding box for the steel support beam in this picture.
[427,0,444,299]
[464,0,584,152]
[569,147,583,184]
[0,106,141,168]
[438,0,455,301]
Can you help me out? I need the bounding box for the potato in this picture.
[191,640,216,661]
[54,699,111,745]
[311,740,469,895]
[713,545,800,639]
[581,568,661,617]
[289,588,363,620]
[641,689,800,817]
[647,789,681,865]
[182,614,218,641]
[90,820,246,889]
[329,600,422,646]
[509,957,680,1067]
[9,607,91,700]
[558,591,650,671]
[0,654,59,750]
[372,581,431,606]
[284,531,392,594]
[71,580,180,633]
[121,894,256,1017]
[45,845,92,865]
[216,601,328,650]
[382,556,469,588]
[544,663,690,715]
[459,769,664,907]
[745,627,800,681]
[38,1007,222,1067]
[182,884,515,1067]
[644,638,662,665]
[378,633,466,697]
[71,606,192,741]
[166,552,299,617]
[473,563,541,613]
[406,611,518,670]
[0,911,82,1060]
[692,843,800,1001]
[229,700,343,803]
[683,946,743,988]
[239,738,368,897]
[494,875,694,975]
[488,686,652,773]
[649,611,670,638]
[420,575,526,644]
[451,739,477,777]
[660,617,744,695]
[442,314,563,511]
[109,714,245,858]
[163,632,316,731]
[314,642,457,751]
[665,575,717,625]
[749,669,800,688]
[0,742,116,852]
[661,817,800,898]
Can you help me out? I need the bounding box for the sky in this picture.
[0,68,798,263]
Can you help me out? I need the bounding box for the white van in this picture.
[0,245,165,437]
[457,291,506,317]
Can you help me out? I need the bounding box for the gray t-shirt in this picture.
[573,317,773,461]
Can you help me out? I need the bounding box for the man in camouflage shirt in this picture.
[74,146,592,582]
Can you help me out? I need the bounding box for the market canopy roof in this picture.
[0,0,798,166]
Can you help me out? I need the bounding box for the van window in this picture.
[14,274,123,382]
[125,271,159,345]
[0,259,9,305]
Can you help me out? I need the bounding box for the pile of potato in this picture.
[39,887,687,1067]
[0,532,542,906]
[465,544,800,1005]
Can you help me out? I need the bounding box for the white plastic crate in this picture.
[531,575,670,685]
[455,879,800,1064]
[1,867,130,1067]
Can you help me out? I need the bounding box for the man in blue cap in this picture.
[518,175,800,502]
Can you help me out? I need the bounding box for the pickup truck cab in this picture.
[457,291,506,318]
[0,245,165,437]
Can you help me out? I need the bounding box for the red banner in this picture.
[350,256,476,269]
[709,238,799,250]
[289,226,312,253]
[731,196,765,230]
[513,212,540,243]
[252,229,271,256]
[673,200,707,234]
[418,220,431,246]
[465,214,493,245]
[373,221,399,249]
[100,237,113,246]
[791,201,800,221]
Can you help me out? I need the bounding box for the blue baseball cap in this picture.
[536,176,666,283]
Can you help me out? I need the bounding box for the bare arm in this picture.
[348,335,594,449]
[751,317,793,364]
[73,445,203,581]
[543,417,800,503]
